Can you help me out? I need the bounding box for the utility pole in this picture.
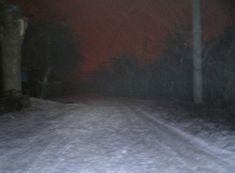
[192,0,203,104]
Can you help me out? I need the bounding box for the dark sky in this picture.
[10,0,234,79]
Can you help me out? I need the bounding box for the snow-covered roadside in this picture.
[130,99,235,161]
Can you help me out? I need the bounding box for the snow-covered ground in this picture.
[0,97,234,173]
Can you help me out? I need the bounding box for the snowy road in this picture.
[0,98,234,173]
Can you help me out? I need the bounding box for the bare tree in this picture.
[22,22,80,98]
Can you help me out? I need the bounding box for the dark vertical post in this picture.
[192,0,203,104]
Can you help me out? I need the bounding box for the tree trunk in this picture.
[192,0,203,104]
[40,67,53,98]
[1,5,26,94]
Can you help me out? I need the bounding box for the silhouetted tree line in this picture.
[203,27,235,106]
[93,26,235,108]
[22,21,82,98]
[95,55,140,97]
